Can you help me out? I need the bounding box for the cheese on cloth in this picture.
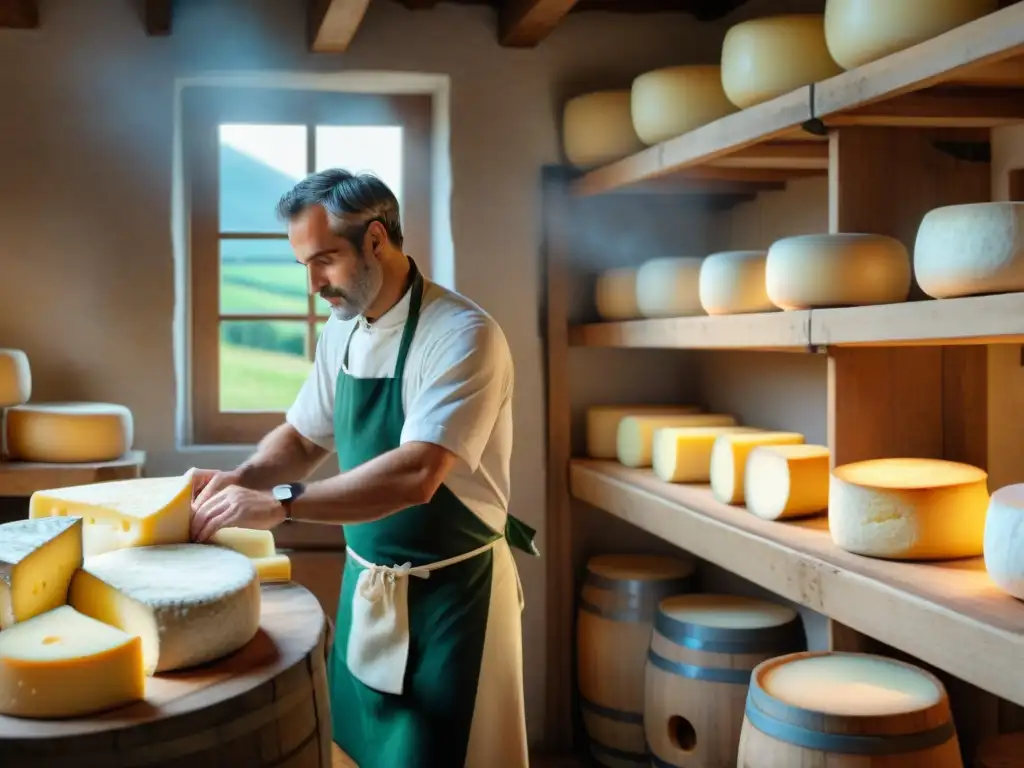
[652,426,761,483]
[617,414,738,469]
[69,544,261,675]
[744,444,831,521]
[635,257,705,318]
[254,554,292,583]
[983,484,1024,599]
[595,267,641,321]
[766,233,911,310]
[721,14,842,109]
[699,250,774,315]
[0,348,31,408]
[710,431,805,505]
[563,90,645,169]
[5,401,133,463]
[30,472,193,557]
[631,65,736,145]
[825,0,997,70]
[587,404,702,459]
[0,517,83,629]
[0,605,144,718]
[829,458,989,560]
[209,527,277,559]
[914,202,1024,298]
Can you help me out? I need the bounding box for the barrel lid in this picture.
[658,593,797,630]
[587,553,695,581]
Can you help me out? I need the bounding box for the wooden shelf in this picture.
[0,450,146,496]
[570,459,1024,710]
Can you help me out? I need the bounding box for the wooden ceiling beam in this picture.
[0,0,38,29]
[309,0,373,53]
[499,0,580,47]
[144,0,173,36]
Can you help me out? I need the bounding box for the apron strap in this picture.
[393,258,424,383]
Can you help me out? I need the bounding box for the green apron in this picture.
[327,260,538,767]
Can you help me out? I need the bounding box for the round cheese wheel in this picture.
[563,90,644,169]
[595,267,640,321]
[699,250,774,315]
[635,257,704,318]
[914,202,1024,299]
[825,0,998,71]
[983,484,1024,599]
[586,404,702,459]
[0,349,31,408]
[630,65,737,146]
[766,233,911,309]
[5,402,134,464]
[721,15,842,109]
[829,458,989,560]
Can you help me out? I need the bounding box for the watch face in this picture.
[272,485,292,503]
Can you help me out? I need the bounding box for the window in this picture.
[182,87,432,444]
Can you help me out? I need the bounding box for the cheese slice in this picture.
[254,554,292,583]
[829,458,989,560]
[0,605,144,718]
[710,431,805,505]
[0,517,83,629]
[69,543,261,675]
[587,404,702,459]
[0,348,31,408]
[29,471,194,557]
[652,426,761,483]
[983,484,1024,599]
[618,414,738,469]
[5,401,133,463]
[210,527,277,559]
[745,444,831,521]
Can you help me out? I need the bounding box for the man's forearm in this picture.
[236,423,329,489]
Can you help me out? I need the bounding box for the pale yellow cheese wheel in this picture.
[595,267,641,321]
[766,233,911,309]
[698,250,774,315]
[721,15,842,109]
[6,402,134,463]
[586,404,702,459]
[652,426,761,483]
[0,349,31,408]
[824,0,998,71]
[617,413,738,469]
[635,257,705,318]
[563,90,645,169]
[710,431,805,505]
[630,65,737,146]
[744,444,831,521]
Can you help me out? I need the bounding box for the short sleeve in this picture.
[285,328,338,452]
[400,319,512,472]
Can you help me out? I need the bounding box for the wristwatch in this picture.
[272,483,306,521]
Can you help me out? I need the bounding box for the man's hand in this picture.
[191,468,244,510]
[191,485,287,542]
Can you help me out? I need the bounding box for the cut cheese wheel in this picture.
[631,65,736,146]
[254,554,292,583]
[744,444,831,520]
[652,426,761,483]
[587,404,702,459]
[210,527,277,559]
[635,257,705,318]
[983,484,1024,599]
[0,517,83,630]
[710,431,805,505]
[762,653,942,716]
[0,605,144,718]
[5,402,133,463]
[69,544,261,675]
[0,349,31,408]
[829,458,989,560]
[563,90,644,169]
[31,472,194,557]
[824,0,998,70]
[914,202,1024,298]
[721,14,842,109]
[766,233,911,309]
[595,267,640,320]
[699,250,774,315]
[618,414,738,469]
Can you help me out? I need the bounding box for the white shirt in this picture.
[286,277,514,535]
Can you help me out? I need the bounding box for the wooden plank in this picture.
[0,451,146,496]
[825,87,1024,128]
[570,459,1024,710]
[568,311,811,350]
[0,0,37,28]
[498,0,580,47]
[309,0,373,53]
[144,0,172,36]
[706,142,828,171]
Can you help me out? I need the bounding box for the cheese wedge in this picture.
[652,426,761,483]
[0,517,83,629]
[745,444,831,520]
[710,431,805,505]
[618,414,738,468]
[210,527,277,559]
[254,554,292,583]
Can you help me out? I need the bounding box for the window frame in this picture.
[182,86,432,445]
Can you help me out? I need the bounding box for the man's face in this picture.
[288,205,383,321]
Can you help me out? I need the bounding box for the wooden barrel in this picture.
[976,731,1024,767]
[577,553,697,767]
[644,593,805,767]
[738,651,963,768]
[0,583,332,768]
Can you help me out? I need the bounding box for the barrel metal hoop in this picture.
[647,649,752,685]
[579,695,644,725]
[654,611,805,654]
[580,575,695,623]
[587,738,650,765]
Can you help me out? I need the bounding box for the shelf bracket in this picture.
[800,118,829,138]
[931,140,991,164]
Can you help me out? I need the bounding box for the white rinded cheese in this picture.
[5,401,133,463]
[825,0,998,70]
[69,544,261,675]
[0,605,144,718]
[652,426,761,483]
[829,458,989,560]
[699,250,774,315]
[0,349,31,408]
[635,257,705,318]
[30,472,194,557]
[710,431,805,505]
[766,233,911,309]
[745,444,831,521]
[587,404,702,459]
[0,517,83,629]
[254,554,292,583]
[210,527,277,559]
[631,65,736,145]
[658,593,797,630]
[721,14,842,109]
[763,653,942,716]
[595,267,641,321]
[563,90,645,169]
[983,484,1024,599]
[618,414,738,469]
[914,202,1024,298]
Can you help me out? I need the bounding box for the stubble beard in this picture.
[324,252,384,322]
